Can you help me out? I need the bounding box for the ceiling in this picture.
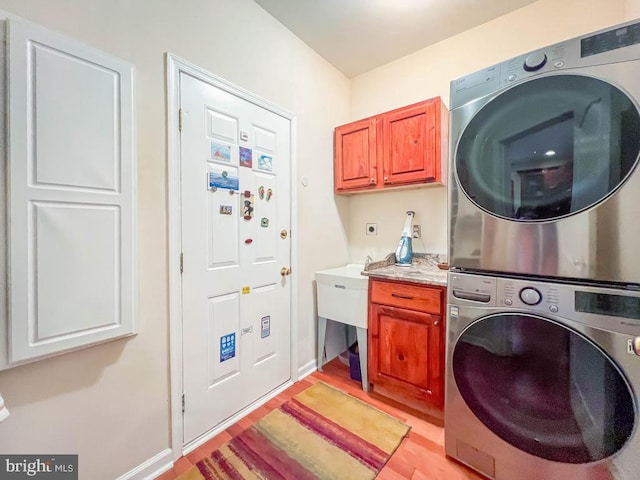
[253,0,539,78]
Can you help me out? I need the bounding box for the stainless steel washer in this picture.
[448,18,640,285]
[445,271,640,480]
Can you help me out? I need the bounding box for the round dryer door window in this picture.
[455,75,640,221]
[452,313,635,463]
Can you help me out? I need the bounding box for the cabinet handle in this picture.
[391,293,414,300]
[370,178,376,184]
[434,320,439,326]
[384,176,389,183]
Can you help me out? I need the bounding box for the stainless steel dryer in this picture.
[445,271,640,480]
[449,19,640,285]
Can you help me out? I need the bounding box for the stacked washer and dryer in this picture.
[446,19,640,480]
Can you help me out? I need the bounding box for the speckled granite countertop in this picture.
[362,253,449,287]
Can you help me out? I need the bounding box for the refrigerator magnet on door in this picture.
[239,146,252,167]
[211,142,231,163]
[242,195,254,220]
[257,154,273,171]
[208,170,239,191]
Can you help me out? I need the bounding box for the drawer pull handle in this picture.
[433,320,439,326]
[334,284,346,289]
[391,293,414,300]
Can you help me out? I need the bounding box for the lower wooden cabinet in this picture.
[368,278,446,417]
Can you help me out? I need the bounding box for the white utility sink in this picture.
[315,264,368,328]
[315,263,369,391]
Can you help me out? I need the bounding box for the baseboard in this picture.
[115,448,173,480]
[297,358,317,380]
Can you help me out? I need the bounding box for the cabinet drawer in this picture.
[370,280,442,314]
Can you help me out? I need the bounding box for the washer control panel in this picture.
[502,44,566,85]
[450,18,640,110]
[448,272,640,334]
[500,279,559,313]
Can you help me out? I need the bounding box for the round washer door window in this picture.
[455,75,640,221]
[452,313,635,463]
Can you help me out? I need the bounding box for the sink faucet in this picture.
[365,255,373,270]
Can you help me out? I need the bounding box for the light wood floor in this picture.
[156,358,486,480]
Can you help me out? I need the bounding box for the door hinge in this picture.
[180,253,184,274]
[178,108,183,131]
[182,394,185,414]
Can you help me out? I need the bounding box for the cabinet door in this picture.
[6,18,136,366]
[381,100,437,186]
[334,117,377,192]
[369,303,443,408]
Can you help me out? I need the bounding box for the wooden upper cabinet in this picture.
[334,117,377,192]
[334,97,448,194]
[382,100,437,185]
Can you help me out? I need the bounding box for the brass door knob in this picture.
[280,267,291,276]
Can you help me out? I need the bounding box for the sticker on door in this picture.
[220,333,236,362]
[261,316,271,338]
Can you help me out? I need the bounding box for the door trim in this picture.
[165,53,299,459]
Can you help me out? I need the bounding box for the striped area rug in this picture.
[179,381,410,480]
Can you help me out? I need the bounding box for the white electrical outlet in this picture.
[412,225,421,238]
[366,223,377,235]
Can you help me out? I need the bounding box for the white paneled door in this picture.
[179,73,292,444]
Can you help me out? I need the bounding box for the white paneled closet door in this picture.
[6,18,136,365]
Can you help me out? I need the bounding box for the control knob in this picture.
[523,52,547,72]
[520,287,542,305]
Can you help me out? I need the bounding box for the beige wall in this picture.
[347,0,628,263]
[0,0,349,478]
[628,0,640,17]
[1,0,639,478]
